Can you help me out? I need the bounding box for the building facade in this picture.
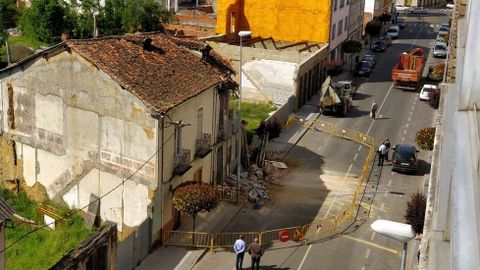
[0,33,235,269]
[329,0,351,61]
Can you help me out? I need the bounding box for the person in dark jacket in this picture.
[247,238,263,270]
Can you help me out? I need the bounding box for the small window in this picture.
[340,0,345,8]
[334,0,338,11]
[332,24,336,40]
[345,17,348,31]
[194,167,202,182]
[338,20,343,36]
[175,126,182,156]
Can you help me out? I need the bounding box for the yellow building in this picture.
[216,0,332,43]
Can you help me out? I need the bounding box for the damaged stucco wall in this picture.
[0,51,156,232]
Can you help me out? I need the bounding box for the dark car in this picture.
[372,40,386,52]
[396,18,406,29]
[392,144,419,173]
[381,35,393,47]
[355,61,371,76]
[362,54,376,68]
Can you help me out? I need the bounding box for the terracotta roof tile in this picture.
[66,33,231,115]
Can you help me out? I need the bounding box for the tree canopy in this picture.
[341,40,363,54]
[0,0,18,31]
[365,19,382,37]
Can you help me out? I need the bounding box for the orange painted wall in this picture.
[216,0,332,43]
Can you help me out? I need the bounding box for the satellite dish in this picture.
[371,219,415,243]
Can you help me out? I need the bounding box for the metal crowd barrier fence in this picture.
[163,120,376,252]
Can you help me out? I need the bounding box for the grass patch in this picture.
[1,188,92,270]
[7,35,47,50]
[230,100,277,135]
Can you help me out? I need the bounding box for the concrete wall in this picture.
[330,0,351,59]
[216,0,331,43]
[0,51,157,233]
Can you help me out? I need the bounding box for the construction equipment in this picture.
[392,48,425,90]
[320,76,352,116]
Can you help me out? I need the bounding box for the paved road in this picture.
[192,10,450,270]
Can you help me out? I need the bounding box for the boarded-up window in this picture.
[7,84,14,130]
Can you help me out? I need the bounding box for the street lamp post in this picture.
[371,219,416,270]
[236,30,252,203]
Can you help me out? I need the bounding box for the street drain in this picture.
[389,191,406,195]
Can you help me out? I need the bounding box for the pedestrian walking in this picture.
[384,138,391,162]
[371,100,378,119]
[234,235,246,270]
[247,238,264,270]
[378,143,388,166]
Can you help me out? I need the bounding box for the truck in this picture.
[392,48,425,90]
[320,76,352,116]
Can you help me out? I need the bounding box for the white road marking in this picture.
[298,244,313,270]
[361,267,366,270]
[174,251,192,270]
[410,111,414,115]
[365,248,371,259]
[402,136,405,141]
[388,179,392,186]
[366,84,394,135]
[384,192,388,197]
[411,106,415,110]
[404,130,407,135]
[371,232,376,241]
[358,145,362,151]
[381,203,385,210]
[391,172,394,176]
[408,116,412,122]
[354,153,359,161]
[324,163,354,219]
[406,123,409,128]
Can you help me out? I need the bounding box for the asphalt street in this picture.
[192,9,450,270]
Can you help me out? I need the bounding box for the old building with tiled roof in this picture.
[0,32,237,269]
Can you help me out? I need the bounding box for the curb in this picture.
[187,203,246,270]
[281,112,321,160]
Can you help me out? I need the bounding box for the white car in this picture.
[446,3,455,9]
[433,42,448,58]
[438,26,450,35]
[420,84,437,101]
[395,5,410,12]
[411,7,427,14]
[386,25,400,39]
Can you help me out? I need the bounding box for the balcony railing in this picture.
[196,133,212,158]
[174,148,192,175]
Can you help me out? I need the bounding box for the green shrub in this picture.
[415,127,435,150]
[404,191,427,234]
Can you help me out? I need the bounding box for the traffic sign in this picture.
[279,230,290,242]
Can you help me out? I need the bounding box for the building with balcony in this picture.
[0,32,236,269]
[420,0,480,269]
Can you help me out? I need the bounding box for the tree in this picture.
[415,127,435,150]
[171,181,219,236]
[365,19,382,49]
[0,0,18,31]
[378,13,393,23]
[19,0,72,43]
[69,0,102,39]
[404,191,426,234]
[122,0,175,33]
[341,40,363,71]
[98,0,125,36]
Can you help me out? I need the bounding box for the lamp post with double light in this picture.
[236,30,252,202]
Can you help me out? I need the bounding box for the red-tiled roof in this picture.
[66,33,231,114]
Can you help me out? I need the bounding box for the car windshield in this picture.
[359,62,369,68]
[397,18,405,22]
[387,29,397,33]
[364,55,374,61]
[435,45,446,50]
[439,27,449,32]
[422,87,432,93]
[396,152,415,161]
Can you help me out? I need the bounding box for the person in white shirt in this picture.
[378,143,388,166]
[233,235,246,270]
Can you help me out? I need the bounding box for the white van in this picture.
[386,25,400,39]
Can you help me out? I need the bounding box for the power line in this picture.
[1,132,175,254]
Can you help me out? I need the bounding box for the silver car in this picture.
[433,43,447,58]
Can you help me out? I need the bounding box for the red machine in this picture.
[392,48,425,90]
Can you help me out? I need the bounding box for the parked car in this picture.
[381,35,393,46]
[433,42,447,58]
[386,25,400,39]
[436,32,449,44]
[355,61,371,76]
[395,4,410,12]
[419,84,437,101]
[438,26,450,35]
[441,23,450,28]
[446,3,455,8]
[392,144,419,173]
[396,18,406,29]
[363,54,376,68]
[372,40,387,52]
[411,7,427,14]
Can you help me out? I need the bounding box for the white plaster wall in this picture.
[365,0,375,13]
[79,169,100,209]
[37,149,67,196]
[101,116,122,154]
[63,185,79,209]
[22,144,36,187]
[66,107,99,155]
[35,93,64,135]
[123,180,149,227]
[123,120,156,161]
[99,171,123,232]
